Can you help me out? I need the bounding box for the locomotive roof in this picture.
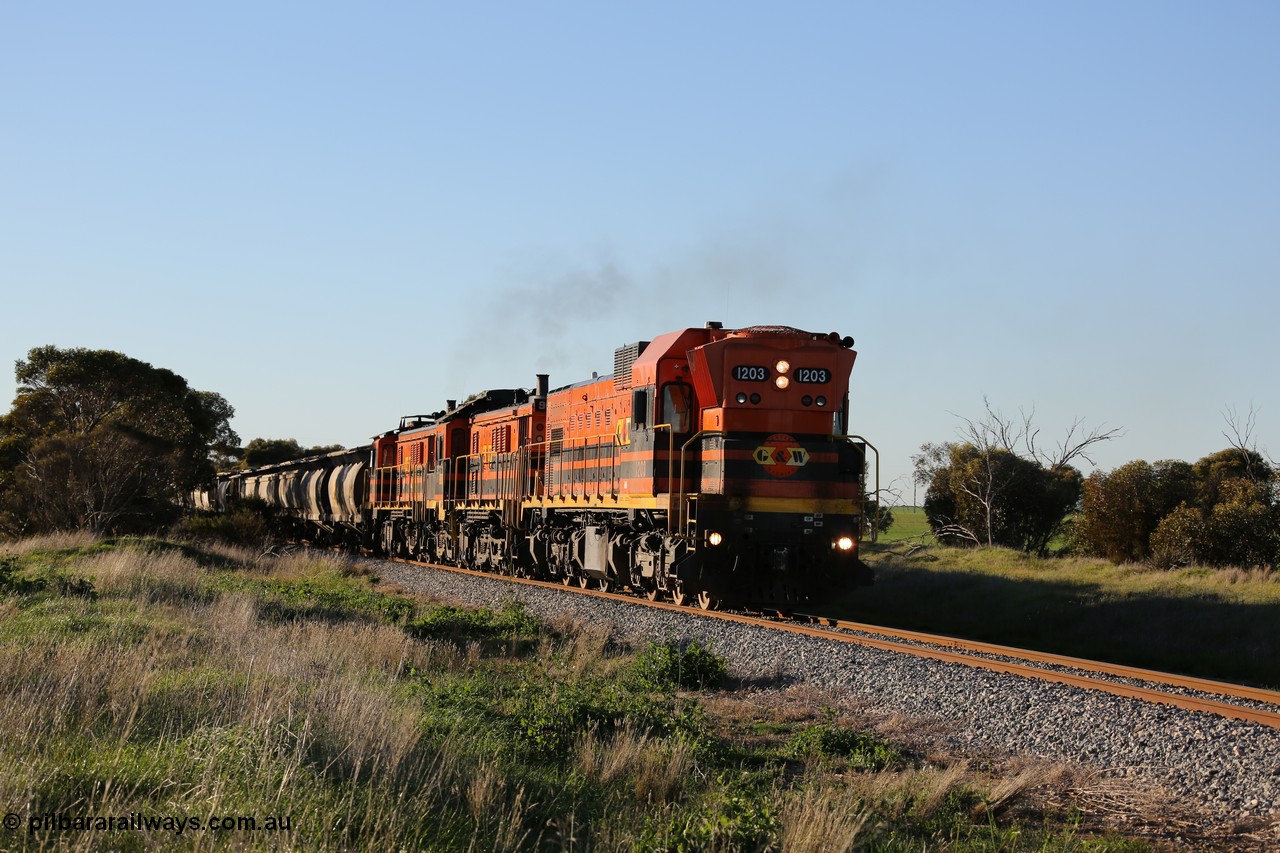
[549,374,614,394]
[374,388,540,441]
[441,388,532,421]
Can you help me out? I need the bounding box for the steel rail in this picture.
[385,556,1280,729]
[793,613,1280,708]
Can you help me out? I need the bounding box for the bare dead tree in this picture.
[1221,404,1276,495]
[950,398,1031,547]
[919,399,1123,551]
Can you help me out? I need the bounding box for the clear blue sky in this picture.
[4,1,1277,501]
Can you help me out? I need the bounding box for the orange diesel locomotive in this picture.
[215,323,875,608]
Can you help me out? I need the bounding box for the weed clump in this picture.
[632,639,727,691]
[785,723,901,769]
[178,503,272,548]
[0,555,95,598]
[407,600,539,641]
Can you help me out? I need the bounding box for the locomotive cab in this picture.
[685,327,871,603]
[613,324,871,605]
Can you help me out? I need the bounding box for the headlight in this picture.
[836,536,854,551]
[775,359,790,374]
[775,376,790,389]
[708,531,723,546]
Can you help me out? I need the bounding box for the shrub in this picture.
[1147,505,1201,569]
[632,639,727,691]
[0,555,96,598]
[515,678,619,757]
[863,499,894,538]
[1079,459,1198,563]
[0,556,42,595]
[785,724,899,769]
[179,504,271,548]
[1149,480,1279,569]
[918,443,1081,554]
[1202,480,1279,568]
[408,600,540,642]
[665,785,780,851]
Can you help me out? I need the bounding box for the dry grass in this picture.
[0,528,100,556]
[0,629,156,746]
[576,722,693,805]
[82,546,204,602]
[868,543,1280,601]
[597,725,694,805]
[778,785,870,853]
[914,761,971,817]
[542,612,616,678]
[849,543,1280,687]
[1215,566,1280,586]
[488,786,535,853]
[979,760,1077,816]
[269,549,360,581]
[578,723,642,785]
[565,624,614,675]
[0,546,472,849]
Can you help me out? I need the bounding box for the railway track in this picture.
[386,555,1280,729]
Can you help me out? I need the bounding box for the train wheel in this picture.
[561,575,572,586]
[577,576,590,588]
[696,591,717,611]
[670,589,686,607]
[645,588,660,601]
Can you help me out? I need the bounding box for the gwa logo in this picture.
[752,434,810,478]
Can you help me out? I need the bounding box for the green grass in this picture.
[875,505,932,543]
[850,519,1280,687]
[0,534,1169,851]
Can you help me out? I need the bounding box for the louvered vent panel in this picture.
[613,341,650,390]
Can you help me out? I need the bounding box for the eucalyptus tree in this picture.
[0,346,238,534]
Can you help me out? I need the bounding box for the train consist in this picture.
[201,323,875,607]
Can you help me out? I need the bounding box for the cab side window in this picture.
[660,382,693,433]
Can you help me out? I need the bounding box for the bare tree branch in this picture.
[1222,403,1270,484]
[932,519,981,546]
[1043,418,1125,469]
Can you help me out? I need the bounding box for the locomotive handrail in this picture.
[448,449,517,504]
[374,425,687,519]
[841,434,880,541]
[497,432,624,504]
[648,424,676,522]
[676,430,725,535]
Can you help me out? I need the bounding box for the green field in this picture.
[844,510,1280,688]
[873,505,932,543]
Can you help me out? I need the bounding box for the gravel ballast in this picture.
[369,558,1280,828]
